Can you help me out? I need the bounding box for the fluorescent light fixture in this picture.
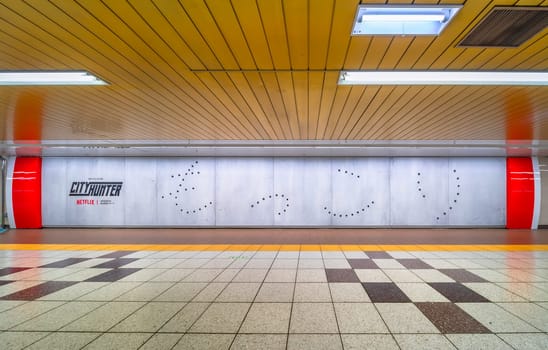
[339,71,548,86]
[0,71,108,85]
[352,5,461,35]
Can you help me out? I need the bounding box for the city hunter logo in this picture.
[69,181,123,196]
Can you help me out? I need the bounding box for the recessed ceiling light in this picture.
[339,71,548,86]
[0,71,108,85]
[352,5,462,35]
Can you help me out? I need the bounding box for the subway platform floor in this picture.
[0,229,547,349]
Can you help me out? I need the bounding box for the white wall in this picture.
[41,157,506,227]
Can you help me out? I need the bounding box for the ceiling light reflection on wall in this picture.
[339,71,548,86]
[0,71,108,85]
[352,5,462,35]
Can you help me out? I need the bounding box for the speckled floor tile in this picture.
[111,302,185,332]
[239,302,291,333]
[0,301,64,329]
[445,334,513,350]
[341,334,399,350]
[347,259,379,269]
[354,269,391,282]
[159,302,210,333]
[428,283,489,303]
[296,269,327,282]
[232,269,268,282]
[25,332,99,350]
[496,283,548,301]
[215,282,260,302]
[154,282,207,301]
[287,334,342,350]
[362,282,411,302]
[375,303,439,333]
[329,282,370,302]
[82,332,151,350]
[294,282,332,302]
[14,301,103,331]
[61,301,145,332]
[255,283,294,302]
[0,331,50,350]
[463,283,527,302]
[396,283,449,302]
[497,302,548,331]
[77,282,141,301]
[364,251,392,259]
[139,333,183,350]
[174,333,234,350]
[415,302,490,334]
[438,269,487,283]
[497,333,548,350]
[397,259,432,269]
[189,303,250,333]
[334,302,389,333]
[456,303,540,333]
[115,282,173,301]
[231,334,287,350]
[325,269,360,283]
[323,259,351,269]
[394,334,456,350]
[289,303,338,333]
[264,269,296,282]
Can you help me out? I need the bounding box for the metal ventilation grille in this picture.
[459,7,548,47]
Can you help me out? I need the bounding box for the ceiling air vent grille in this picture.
[459,7,548,47]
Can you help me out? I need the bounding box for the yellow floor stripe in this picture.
[0,244,547,251]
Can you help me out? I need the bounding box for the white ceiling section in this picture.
[0,0,547,157]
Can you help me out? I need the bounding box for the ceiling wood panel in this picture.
[0,0,546,143]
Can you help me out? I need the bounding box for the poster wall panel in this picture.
[64,158,125,226]
[156,158,216,226]
[42,158,67,226]
[215,158,274,226]
[273,158,331,226]
[40,157,507,227]
[448,158,506,226]
[125,158,157,226]
[331,158,390,226]
[390,158,450,226]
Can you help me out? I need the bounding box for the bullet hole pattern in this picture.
[250,193,290,216]
[417,169,461,221]
[161,160,213,214]
[323,168,376,218]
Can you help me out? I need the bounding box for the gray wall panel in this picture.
[65,158,125,226]
[273,158,331,226]
[156,158,216,225]
[448,158,506,226]
[390,158,449,225]
[124,158,157,226]
[331,158,390,226]
[42,158,67,226]
[216,158,274,226]
[41,157,507,227]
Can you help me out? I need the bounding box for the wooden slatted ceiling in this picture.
[0,0,547,142]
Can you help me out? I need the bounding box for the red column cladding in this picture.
[506,157,535,229]
[12,157,42,228]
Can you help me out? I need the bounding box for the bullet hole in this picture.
[269,195,272,198]
[281,194,285,197]
[251,205,254,208]
[198,208,201,211]
[418,172,421,176]
[324,207,327,210]
[418,188,422,191]
[443,212,446,215]
[453,169,456,172]
[256,201,259,204]
[210,202,213,204]
[262,198,265,201]
[422,195,426,198]
[338,169,341,172]
[286,204,289,207]
[436,217,440,220]
[171,175,174,178]
[161,196,164,199]
[351,214,354,216]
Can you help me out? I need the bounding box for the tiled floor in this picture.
[0,246,547,349]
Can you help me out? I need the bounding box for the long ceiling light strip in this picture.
[339,71,548,86]
[352,5,462,35]
[0,71,108,85]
